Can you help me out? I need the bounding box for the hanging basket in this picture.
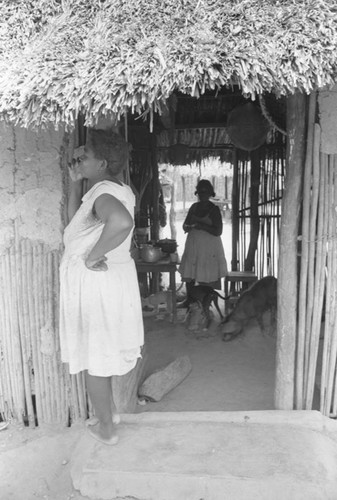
[227,102,270,151]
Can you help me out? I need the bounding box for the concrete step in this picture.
[71,410,337,500]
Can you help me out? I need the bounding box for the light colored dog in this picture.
[142,291,173,315]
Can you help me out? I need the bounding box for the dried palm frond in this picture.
[0,0,337,129]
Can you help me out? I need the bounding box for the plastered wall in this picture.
[0,122,69,253]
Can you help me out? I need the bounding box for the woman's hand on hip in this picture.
[85,256,108,271]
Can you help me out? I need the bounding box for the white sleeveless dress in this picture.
[59,180,144,376]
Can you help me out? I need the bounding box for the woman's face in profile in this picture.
[73,145,103,180]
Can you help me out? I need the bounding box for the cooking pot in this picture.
[156,239,177,254]
[140,245,162,263]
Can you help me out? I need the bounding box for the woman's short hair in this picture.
[195,179,216,197]
[86,129,130,175]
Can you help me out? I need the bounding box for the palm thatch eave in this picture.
[1,0,337,129]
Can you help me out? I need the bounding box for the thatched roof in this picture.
[1,0,337,129]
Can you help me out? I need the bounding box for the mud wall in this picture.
[0,122,69,253]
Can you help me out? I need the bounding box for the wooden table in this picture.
[136,259,178,323]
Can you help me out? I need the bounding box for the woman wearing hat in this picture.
[179,179,227,294]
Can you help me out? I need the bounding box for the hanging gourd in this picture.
[227,102,270,151]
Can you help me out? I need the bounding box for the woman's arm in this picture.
[182,204,196,232]
[85,193,133,270]
[194,205,223,236]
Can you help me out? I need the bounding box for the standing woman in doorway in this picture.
[179,179,227,296]
[59,129,144,445]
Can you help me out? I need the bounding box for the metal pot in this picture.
[156,239,177,254]
[140,245,162,263]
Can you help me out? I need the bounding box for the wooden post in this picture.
[182,175,186,216]
[169,165,179,241]
[169,182,177,240]
[275,92,307,410]
[245,149,261,271]
[231,149,239,271]
[150,134,160,241]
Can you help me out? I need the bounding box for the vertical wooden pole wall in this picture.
[321,154,337,416]
[0,242,90,425]
[296,93,317,409]
[275,92,307,410]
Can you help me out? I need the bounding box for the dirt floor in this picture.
[138,315,276,413]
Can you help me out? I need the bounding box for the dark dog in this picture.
[185,285,227,329]
[221,276,277,341]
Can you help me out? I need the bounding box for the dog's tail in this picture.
[214,291,230,301]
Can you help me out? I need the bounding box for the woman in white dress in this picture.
[59,129,144,445]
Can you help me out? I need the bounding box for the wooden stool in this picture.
[224,271,258,313]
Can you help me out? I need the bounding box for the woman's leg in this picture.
[85,372,116,440]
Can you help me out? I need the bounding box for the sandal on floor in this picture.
[0,421,9,431]
[87,425,119,446]
[85,413,121,427]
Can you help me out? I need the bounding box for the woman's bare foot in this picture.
[85,413,121,427]
[88,421,119,446]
